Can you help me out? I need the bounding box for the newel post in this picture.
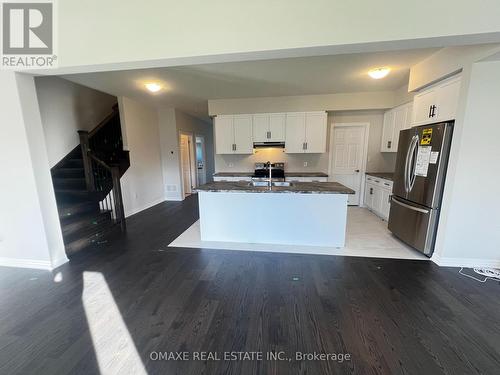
[78,130,95,191]
[111,165,126,231]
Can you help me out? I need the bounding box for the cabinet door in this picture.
[436,77,461,122]
[215,116,234,154]
[404,102,413,129]
[412,89,437,125]
[364,182,374,209]
[304,112,327,153]
[380,110,395,152]
[391,105,407,152]
[285,113,306,153]
[269,113,286,142]
[252,114,269,143]
[372,185,383,215]
[380,188,391,220]
[233,115,253,154]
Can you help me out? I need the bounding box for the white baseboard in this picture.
[125,197,166,218]
[0,257,52,270]
[0,256,70,271]
[432,254,500,268]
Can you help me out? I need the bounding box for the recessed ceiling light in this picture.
[145,82,162,92]
[368,67,391,79]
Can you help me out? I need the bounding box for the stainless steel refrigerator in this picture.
[388,122,454,256]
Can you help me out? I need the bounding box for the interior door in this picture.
[331,125,366,205]
[304,112,327,153]
[215,116,234,154]
[180,134,192,195]
[233,115,253,154]
[285,113,306,153]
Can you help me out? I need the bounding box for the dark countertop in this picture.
[196,181,354,194]
[213,172,328,177]
[366,172,394,181]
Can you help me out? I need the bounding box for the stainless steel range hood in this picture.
[253,142,285,148]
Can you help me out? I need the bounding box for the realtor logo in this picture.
[1,1,57,69]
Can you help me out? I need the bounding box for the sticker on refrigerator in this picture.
[421,128,432,145]
[415,146,432,177]
[429,151,439,164]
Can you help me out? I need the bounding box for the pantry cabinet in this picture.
[412,75,461,126]
[380,102,413,152]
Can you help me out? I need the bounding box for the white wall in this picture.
[0,72,67,270]
[433,60,500,267]
[31,1,500,73]
[208,91,395,116]
[158,108,214,200]
[330,111,397,173]
[35,76,117,167]
[118,97,165,216]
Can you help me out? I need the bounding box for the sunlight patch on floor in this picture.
[82,271,147,375]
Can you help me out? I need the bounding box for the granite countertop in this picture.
[366,172,394,181]
[213,172,328,177]
[196,181,354,194]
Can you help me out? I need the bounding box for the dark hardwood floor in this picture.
[0,194,499,375]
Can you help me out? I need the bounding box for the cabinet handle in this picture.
[428,105,433,118]
[302,142,305,150]
[388,194,392,203]
[387,141,392,149]
[431,105,437,117]
[305,142,308,150]
[370,187,373,195]
[267,131,270,139]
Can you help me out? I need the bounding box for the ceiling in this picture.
[62,48,438,120]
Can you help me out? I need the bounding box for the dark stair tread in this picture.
[53,177,87,189]
[62,211,113,243]
[58,200,99,219]
[64,221,118,256]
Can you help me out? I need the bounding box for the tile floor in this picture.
[169,207,428,261]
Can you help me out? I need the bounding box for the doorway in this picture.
[179,132,197,198]
[195,136,207,186]
[329,123,369,206]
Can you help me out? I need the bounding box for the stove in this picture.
[252,162,285,181]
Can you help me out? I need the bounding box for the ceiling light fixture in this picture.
[368,67,391,79]
[145,82,162,92]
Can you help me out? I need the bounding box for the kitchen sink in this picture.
[248,181,293,187]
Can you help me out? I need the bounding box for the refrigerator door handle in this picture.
[408,136,419,191]
[391,196,430,214]
[404,135,418,192]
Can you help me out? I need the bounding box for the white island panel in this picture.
[198,192,348,247]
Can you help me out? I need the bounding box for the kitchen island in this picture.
[195,181,354,247]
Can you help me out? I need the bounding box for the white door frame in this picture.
[328,122,370,206]
[179,130,197,199]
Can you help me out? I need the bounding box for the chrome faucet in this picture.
[266,161,272,188]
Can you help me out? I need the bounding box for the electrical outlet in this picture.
[229,162,234,168]
[303,161,308,167]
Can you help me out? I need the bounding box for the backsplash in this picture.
[214,147,330,173]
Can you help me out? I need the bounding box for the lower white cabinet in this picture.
[364,175,393,220]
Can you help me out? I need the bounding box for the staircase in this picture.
[51,104,130,256]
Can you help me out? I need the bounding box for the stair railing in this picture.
[87,152,126,231]
[78,105,126,231]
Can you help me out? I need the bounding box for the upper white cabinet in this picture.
[285,111,327,153]
[412,75,461,126]
[215,111,327,154]
[252,113,285,142]
[214,115,253,154]
[380,102,413,152]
